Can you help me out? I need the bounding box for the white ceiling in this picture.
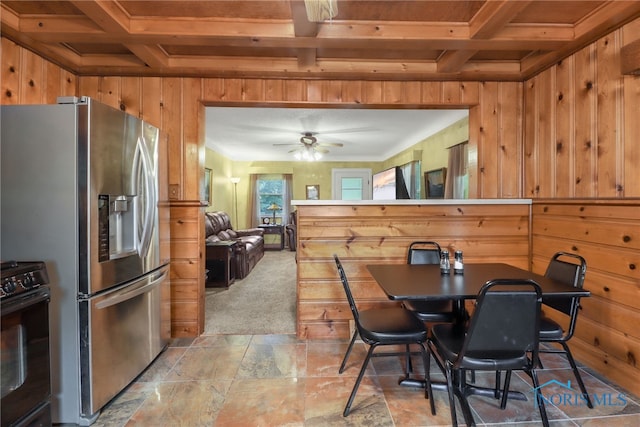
[205,107,469,162]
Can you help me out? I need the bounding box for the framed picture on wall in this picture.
[204,168,212,205]
[425,167,446,199]
[306,184,319,200]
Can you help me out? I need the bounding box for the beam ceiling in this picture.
[2,0,640,81]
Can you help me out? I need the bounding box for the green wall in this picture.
[205,116,469,227]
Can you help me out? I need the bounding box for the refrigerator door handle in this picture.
[95,266,168,309]
[132,135,156,259]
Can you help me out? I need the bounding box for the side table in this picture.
[258,224,284,250]
[205,240,238,287]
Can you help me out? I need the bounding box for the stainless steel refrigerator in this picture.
[1,96,171,425]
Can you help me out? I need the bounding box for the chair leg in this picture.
[444,364,458,426]
[343,344,376,417]
[405,343,414,375]
[561,342,594,409]
[500,371,512,409]
[494,371,501,398]
[339,329,359,374]
[529,368,549,427]
[419,342,436,415]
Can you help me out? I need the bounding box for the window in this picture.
[256,175,286,224]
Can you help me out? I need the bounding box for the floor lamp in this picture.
[230,177,240,226]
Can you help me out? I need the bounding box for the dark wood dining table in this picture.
[366,262,591,424]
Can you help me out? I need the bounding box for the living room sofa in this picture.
[205,211,264,280]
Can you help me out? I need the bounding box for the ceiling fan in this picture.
[273,132,343,161]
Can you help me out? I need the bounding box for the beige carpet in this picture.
[204,250,297,335]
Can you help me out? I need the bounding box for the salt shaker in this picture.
[454,250,464,274]
[440,250,451,275]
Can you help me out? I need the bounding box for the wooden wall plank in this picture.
[478,82,499,198]
[121,76,141,118]
[498,82,522,198]
[460,81,479,105]
[202,78,225,101]
[182,78,203,202]
[264,79,284,101]
[555,56,574,198]
[78,76,100,100]
[44,61,61,104]
[141,77,162,128]
[99,76,120,109]
[623,73,640,197]
[573,45,597,197]
[21,48,44,104]
[421,81,442,104]
[284,79,306,101]
[596,32,622,197]
[161,78,183,198]
[523,78,537,197]
[2,37,21,104]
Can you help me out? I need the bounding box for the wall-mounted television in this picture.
[372,167,411,200]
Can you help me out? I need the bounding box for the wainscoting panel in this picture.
[531,199,640,397]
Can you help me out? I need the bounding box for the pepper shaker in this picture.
[440,250,451,275]
[454,250,464,274]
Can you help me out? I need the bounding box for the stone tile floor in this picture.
[90,334,640,426]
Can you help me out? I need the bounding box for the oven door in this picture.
[1,287,51,427]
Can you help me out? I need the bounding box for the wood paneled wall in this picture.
[531,199,640,397]
[295,203,531,339]
[2,16,638,339]
[2,36,527,337]
[523,19,640,198]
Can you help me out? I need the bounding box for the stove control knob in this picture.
[1,277,17,295]
[22,273,35,288]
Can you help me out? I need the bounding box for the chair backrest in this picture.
[543,252,587,315]
[458,279,542,368]
[334,254,359,323]
[407,241,442,265]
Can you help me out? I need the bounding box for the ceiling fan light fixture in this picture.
[304,0,338,22]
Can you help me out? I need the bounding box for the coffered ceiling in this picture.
[3,1,640,81]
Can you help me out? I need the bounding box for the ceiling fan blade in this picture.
[317,142,343,147]
[273,143,303,146]
[315,147,330,153]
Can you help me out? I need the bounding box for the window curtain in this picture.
[444,142,468,199]
[284,174,293,224]
[249,174,259,228]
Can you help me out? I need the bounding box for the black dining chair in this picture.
[427,278,548,427]
[495,252,593,409]
[401,241,458,375]
[403,241,457,323]
[539,251,592,408]
[333,254,434,417]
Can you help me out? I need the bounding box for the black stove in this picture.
[1,260,49,299]
[1,260,52,427]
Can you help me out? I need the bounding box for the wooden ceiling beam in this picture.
[438,0,533,73]
[15,14,579,44]
[291,0,319,68]
[69,0,131,33]
[469,0,533,39]
[437,50,478,74]
[621,38,640,75]
[297,48,317,68]
[125,44,168,68]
